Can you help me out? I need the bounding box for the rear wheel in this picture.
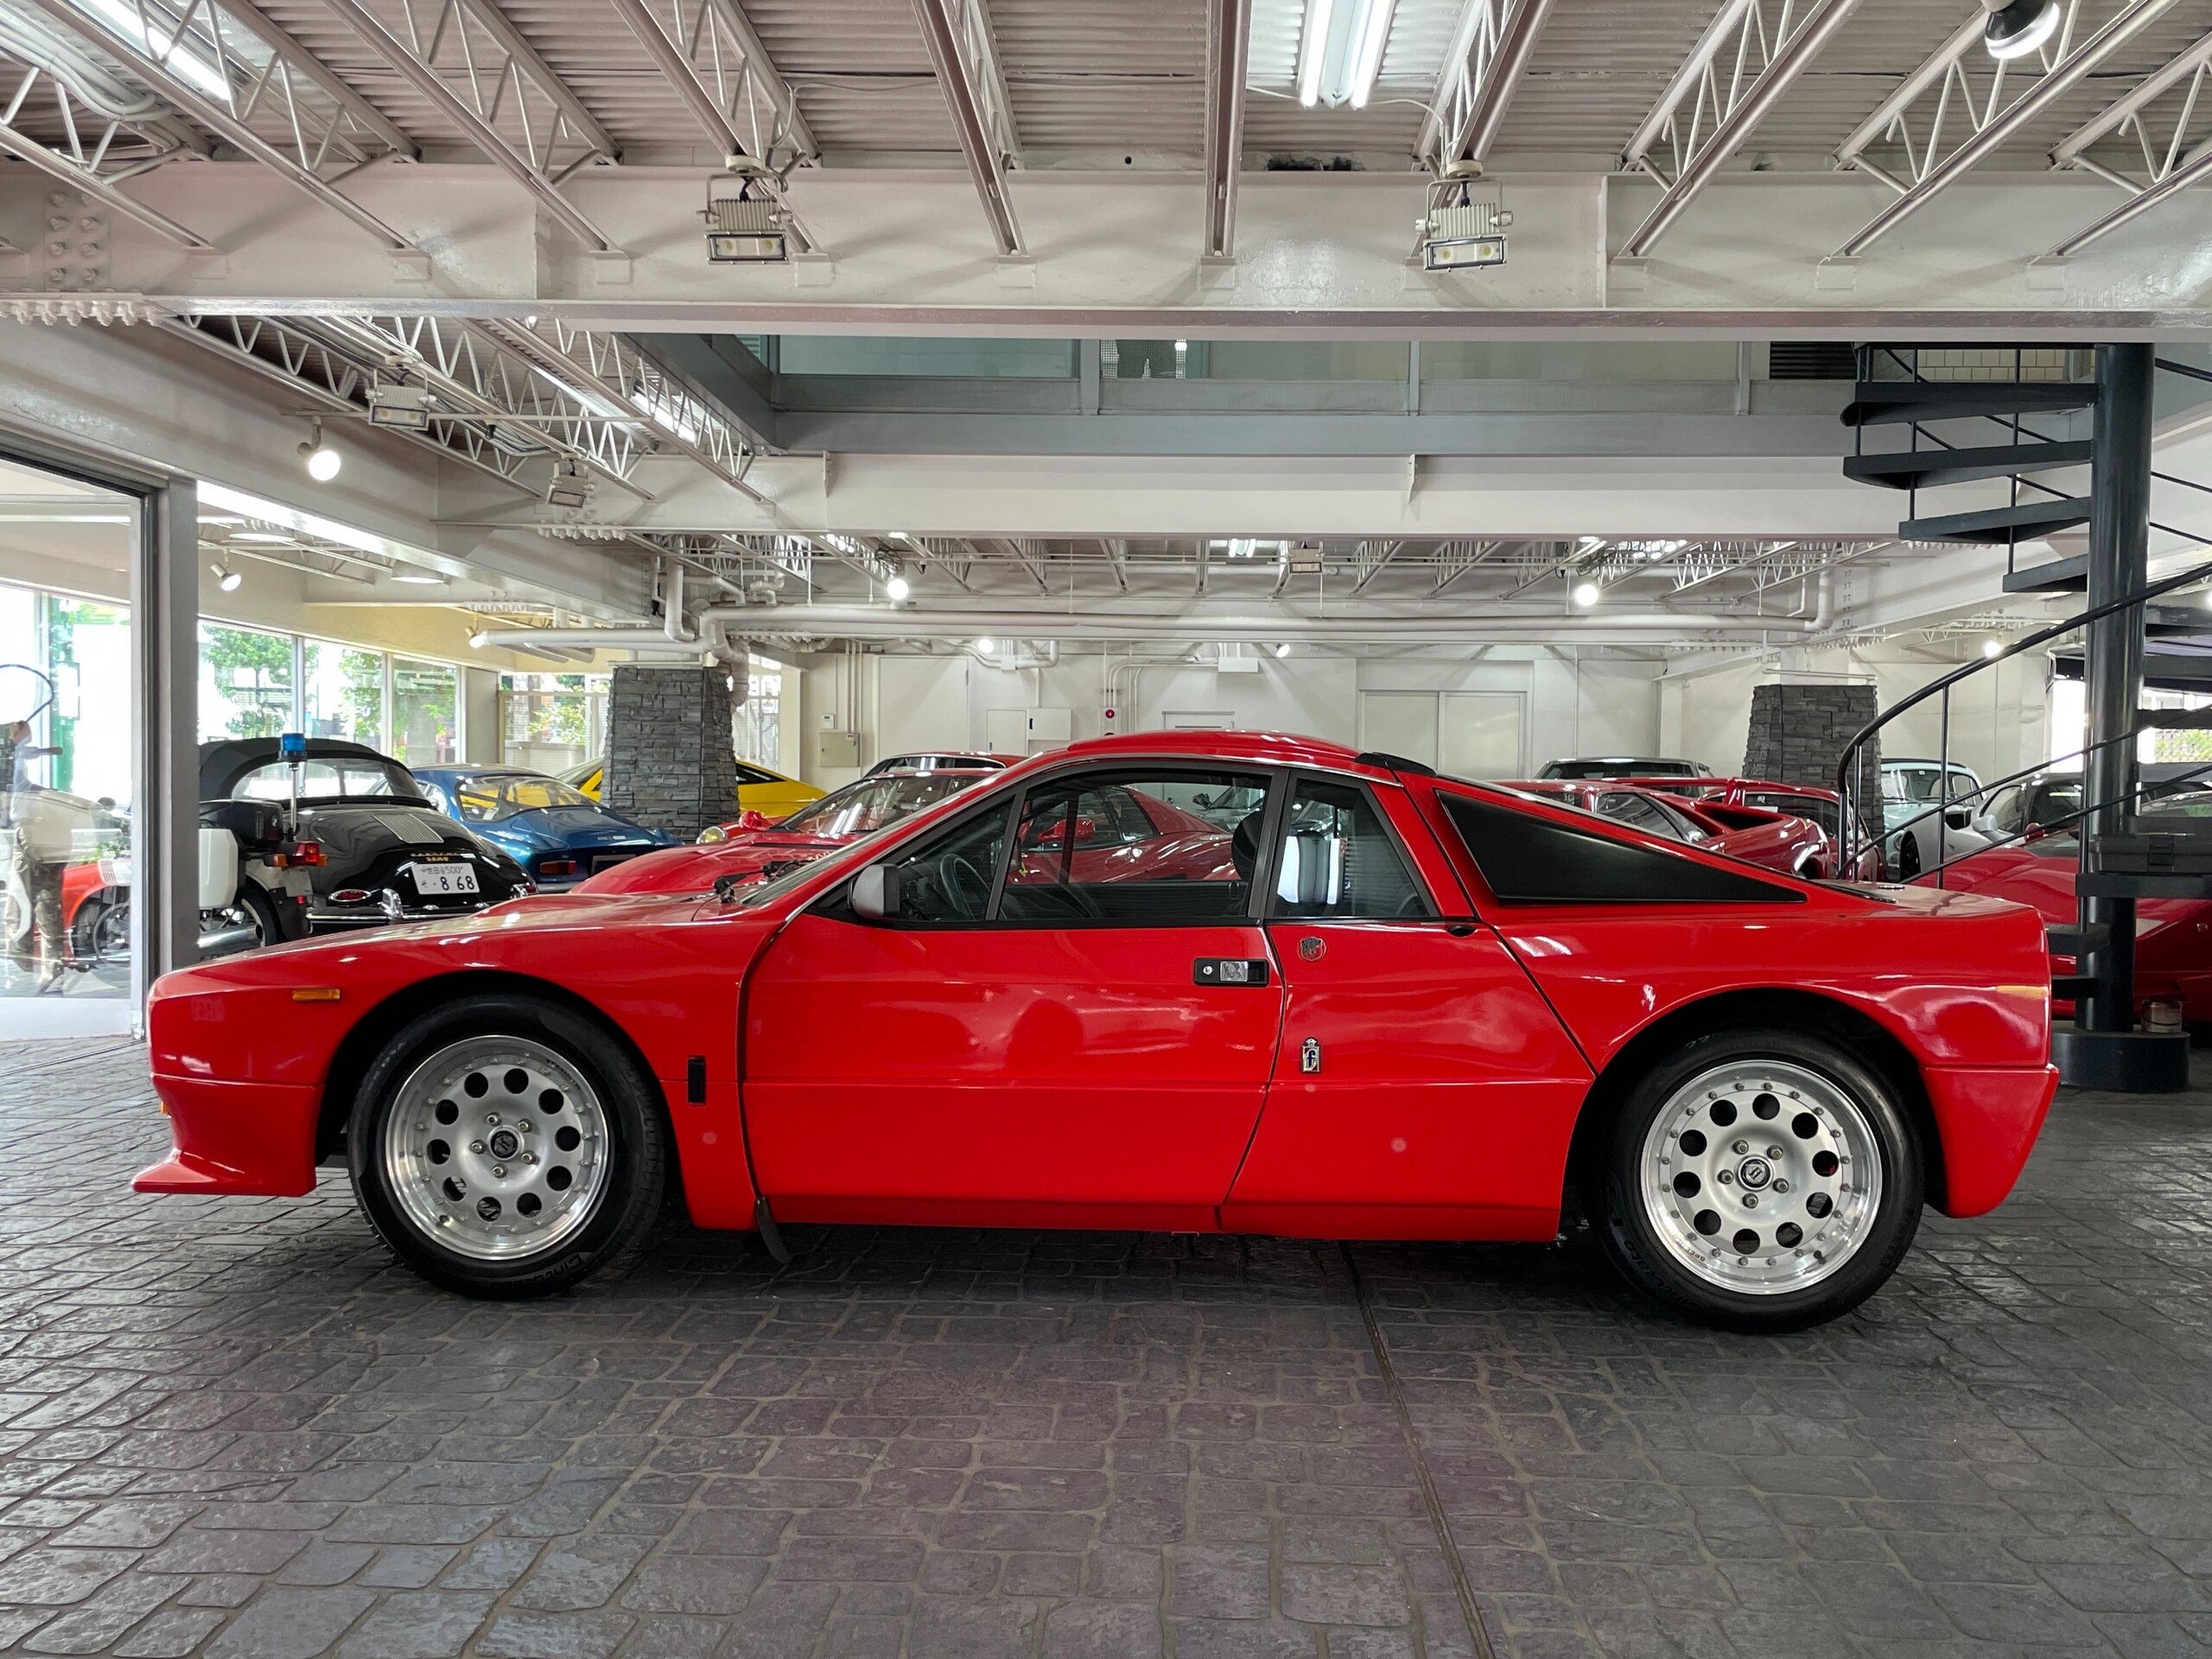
[1893,834,1922,880]
[346,994,667,1298]
[1598,1027,1923,1332]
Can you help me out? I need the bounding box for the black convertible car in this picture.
[200,738,531,936]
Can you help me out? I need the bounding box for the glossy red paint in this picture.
[1925,838,2212,1021]
[138,730,2059,1243]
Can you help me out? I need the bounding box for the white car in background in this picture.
[1879,758,1986,880]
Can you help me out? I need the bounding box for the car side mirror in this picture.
[1945,807,1971,830]
[851,864,899,919]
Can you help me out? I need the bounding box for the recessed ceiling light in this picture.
[1982,0,2059,61]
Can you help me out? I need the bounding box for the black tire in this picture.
[226,883,282,950]
[345,993,668,1298]
[71,896,111,963]
[1597,1027,1923,1333]
[1894,834,1922,881]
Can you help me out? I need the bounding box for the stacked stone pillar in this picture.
[1743,682,1882,840]
[601,664,743,842]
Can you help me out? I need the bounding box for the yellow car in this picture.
[557,757,823,822]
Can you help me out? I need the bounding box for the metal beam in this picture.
[20,0,419,251]
[1618,0,1869,259]
[1833,0,2181,259]
[317,0,623,253]
[0,65,214,248]
[1440,0,1559,165]
[215,0,419,158]
[2044,29,2212,257]
[910,0,1022,255]
[1201,0,1250,261]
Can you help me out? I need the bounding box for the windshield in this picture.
[235,759,423,803]
[1543,759,1694,779]
[446,775,597,823]
[779,772,982,837]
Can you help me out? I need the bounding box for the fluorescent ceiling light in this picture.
[1298,0,1396,111]
[231,531,293,543]
[391,572,447,584]
[67,0,230,97]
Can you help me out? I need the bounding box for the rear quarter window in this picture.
[1441,791,1802,905]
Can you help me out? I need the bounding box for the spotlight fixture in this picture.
[1982,636,2004,658]
[545,459,592,511]
[298,419,341,481]
[885,573,912,602]
[468,632,490,649]
[367,385,432,431]
[1275,642,1294,658]
[1297,0,1397,109]
[1419,162,1510,272]
[208,559,242,593]
[1982,0,2059,61]
[976,637,997,653]
[1572,581,1601,608]
[703,159,790,263]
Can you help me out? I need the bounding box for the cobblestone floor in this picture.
[1,1039,2209,1658]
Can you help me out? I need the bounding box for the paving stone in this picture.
[10,1038,2212,1659]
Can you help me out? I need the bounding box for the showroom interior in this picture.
[3,0,2212,1654]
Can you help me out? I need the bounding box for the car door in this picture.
[740,764,1284,1228]
[1221,772,1591,1241]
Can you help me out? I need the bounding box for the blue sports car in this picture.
[409,767,676,889]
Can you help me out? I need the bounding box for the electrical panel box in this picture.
[817,730,861,768]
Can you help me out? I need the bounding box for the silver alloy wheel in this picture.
[381,1036,609,1262]
[1639,1059,1884,1295]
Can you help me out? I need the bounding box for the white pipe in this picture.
[474,626,741,662]
[663,559,693,644]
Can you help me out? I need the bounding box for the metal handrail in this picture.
[1834,550,2212,871]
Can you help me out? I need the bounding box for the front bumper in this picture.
[1923,1063,2059,1217]
[136,1073,320,1196]
[308,901,493,929]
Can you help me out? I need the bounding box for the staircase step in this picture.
[1845,440,2095,491]
[2145,604,2212,639]
[2080,869,2212,899]
[2003,555,2089,595]
[1902,496,2094,545]
[1843,381,2096,428]
[2047,923,2109,958]
[2050,974,2098,1000]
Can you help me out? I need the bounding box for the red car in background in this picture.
[137,732,2056,1334]
[583,766,1000,896]
[1923,794,2212,1023]
[1503,779,1844,880]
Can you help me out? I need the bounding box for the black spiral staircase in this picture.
[1837,345,2212,1092]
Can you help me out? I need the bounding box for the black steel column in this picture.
[2080,343,2154,1033]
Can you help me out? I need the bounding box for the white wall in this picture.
[782,645,1665,785]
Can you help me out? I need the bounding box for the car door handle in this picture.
[1193,957,1271,987]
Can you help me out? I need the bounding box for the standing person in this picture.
[5,721,64,988]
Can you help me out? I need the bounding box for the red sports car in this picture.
[582,766,1000,896]
[1922,810,2212,1023]
[1503,780,1841,880]
[136,732,2056,1332]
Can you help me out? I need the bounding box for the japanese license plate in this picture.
[409,861,480,898]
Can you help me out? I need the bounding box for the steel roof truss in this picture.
[0,60,215,246]
[2045,28,2212,257]
[910,0,1022,255]
[1427,0,1560,168]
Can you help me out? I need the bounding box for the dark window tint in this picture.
[1441,791,1800,906]
[880,800,1012,922]
[1001,770,1262,925]
[1593,791,1686,841]
[1271,780,1433,920]
[1745,790,1840,840]
[732,763,780,786]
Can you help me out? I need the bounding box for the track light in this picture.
[468,632,489,649]
[298,420,340,482]
[703,162,789,263]
[1572,581,1601,608]
[208,559,242,593]
[885,574,912,602]
[1982,0,2059,61]
[1275,642,1294,658]
[976,637,996,654]
[1982,637,2004,658]
[367,385,431,431]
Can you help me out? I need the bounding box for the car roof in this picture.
[1057,730,1391,776]
[198,736,407,798]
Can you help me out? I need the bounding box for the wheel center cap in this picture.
[487,1129,519,1160]
[1737,1156,1772,1190]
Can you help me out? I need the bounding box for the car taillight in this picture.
[277,841,326,868]
[332,888,372,904]
[537,858,576,878]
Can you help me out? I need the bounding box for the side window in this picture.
[1594,791,1683,841]
[1441,790,1800,905]
[1002,769,1266,925]
[879,799,1012,923]
[1945,769,1979,804]
[1271,780,1433,920]
[1987,786,2025,836]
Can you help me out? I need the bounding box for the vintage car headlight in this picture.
[697,824,726,843]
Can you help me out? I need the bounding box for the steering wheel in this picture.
[939,853,989,916]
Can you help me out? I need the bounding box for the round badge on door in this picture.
[1299,936,1325,962]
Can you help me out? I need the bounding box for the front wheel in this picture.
[1893,834,1922,881]
[346,995,668,1298]
[1598,1028,1923,1332]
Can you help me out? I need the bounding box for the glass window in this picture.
[233,758,420,802]
[1442,790,1799,906]
[733,762,780,787]
[878,799,1013,923]
[500,671,609,774]
[2030,780,2082,830]
[1593,791,1687,842]
[1001,769,1265,925]
[776,336,1076,378]
[448,774,595,822]
[392,658,456,766]
[1745,790,1840,840]
[302,642,385,750]
[198,623,293,741]
[1987,786,2026,837]
[785,772,982,838]
[1271,779,1432,920]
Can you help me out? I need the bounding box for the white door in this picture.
[1440,693,1523,779]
